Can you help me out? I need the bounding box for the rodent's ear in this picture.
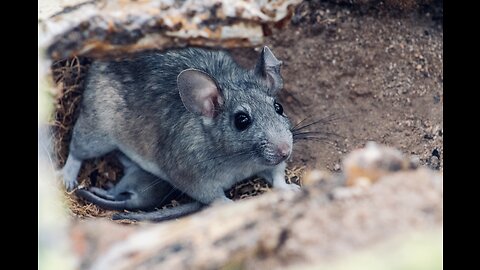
[254,46,283,95]
[177,68,223,118]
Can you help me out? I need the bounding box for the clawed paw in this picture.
[61,171,79,192]
[64,179,78,192]
[276,182,301,192]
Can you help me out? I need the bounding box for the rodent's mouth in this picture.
[266,159,283,166]
[262,153,290,166]
[258,141,292,166]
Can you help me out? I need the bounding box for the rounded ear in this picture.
[254,46,283,96]
[177,68,224,118]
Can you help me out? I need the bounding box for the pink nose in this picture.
[277,143,291,158]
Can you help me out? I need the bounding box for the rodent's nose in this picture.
[277,142,291,159]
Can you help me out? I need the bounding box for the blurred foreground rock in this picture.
[70,143,442,270]
[38,0,301,60]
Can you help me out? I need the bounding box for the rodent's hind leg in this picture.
[75,169,142,211]
[76,167,179,211]
[116,151,138,173]
[88,186,116,200]
[75,189,129,211]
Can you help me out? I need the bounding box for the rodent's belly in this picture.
[117,146,170,181]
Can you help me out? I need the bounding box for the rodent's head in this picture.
[177,46,293,166]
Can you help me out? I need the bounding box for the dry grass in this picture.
[50,56,91,168]
[50,57,305,221]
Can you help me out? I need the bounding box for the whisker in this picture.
[293,131,344,139]
[291,114,337,132]
[141,177,164,193]
[157,187,182,206]
[293,136,337,146]
[290,116,311,131]
[291,113,354,133]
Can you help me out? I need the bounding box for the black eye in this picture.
[234,112,252,131]
[274,101,284,115]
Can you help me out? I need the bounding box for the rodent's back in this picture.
[83,48,239,117]
[79,48,241,165]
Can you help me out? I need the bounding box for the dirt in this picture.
[229,0,443,173]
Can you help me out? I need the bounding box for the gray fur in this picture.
[62,46,298,220]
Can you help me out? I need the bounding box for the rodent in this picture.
[61,46,299,221]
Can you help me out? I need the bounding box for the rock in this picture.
[38,0,302,60]
[427,155,441,170]
[69,162,442,269]
[302,169,332,186]
[342,141,419,186]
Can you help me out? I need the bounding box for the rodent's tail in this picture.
[75,189,129,211]
[111,202,204,222]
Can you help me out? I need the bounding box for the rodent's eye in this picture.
[234,112,252,131]
[274,101,284,115]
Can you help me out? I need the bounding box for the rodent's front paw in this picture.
[212,196,234,206]
[276,182,301,192]
[64,178,78,192]
[61,172,78,192]
[286,183,302,191]
[60,165,80,192]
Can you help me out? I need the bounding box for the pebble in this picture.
[333,163,341,171]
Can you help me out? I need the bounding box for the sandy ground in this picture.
[229,0,443,173]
